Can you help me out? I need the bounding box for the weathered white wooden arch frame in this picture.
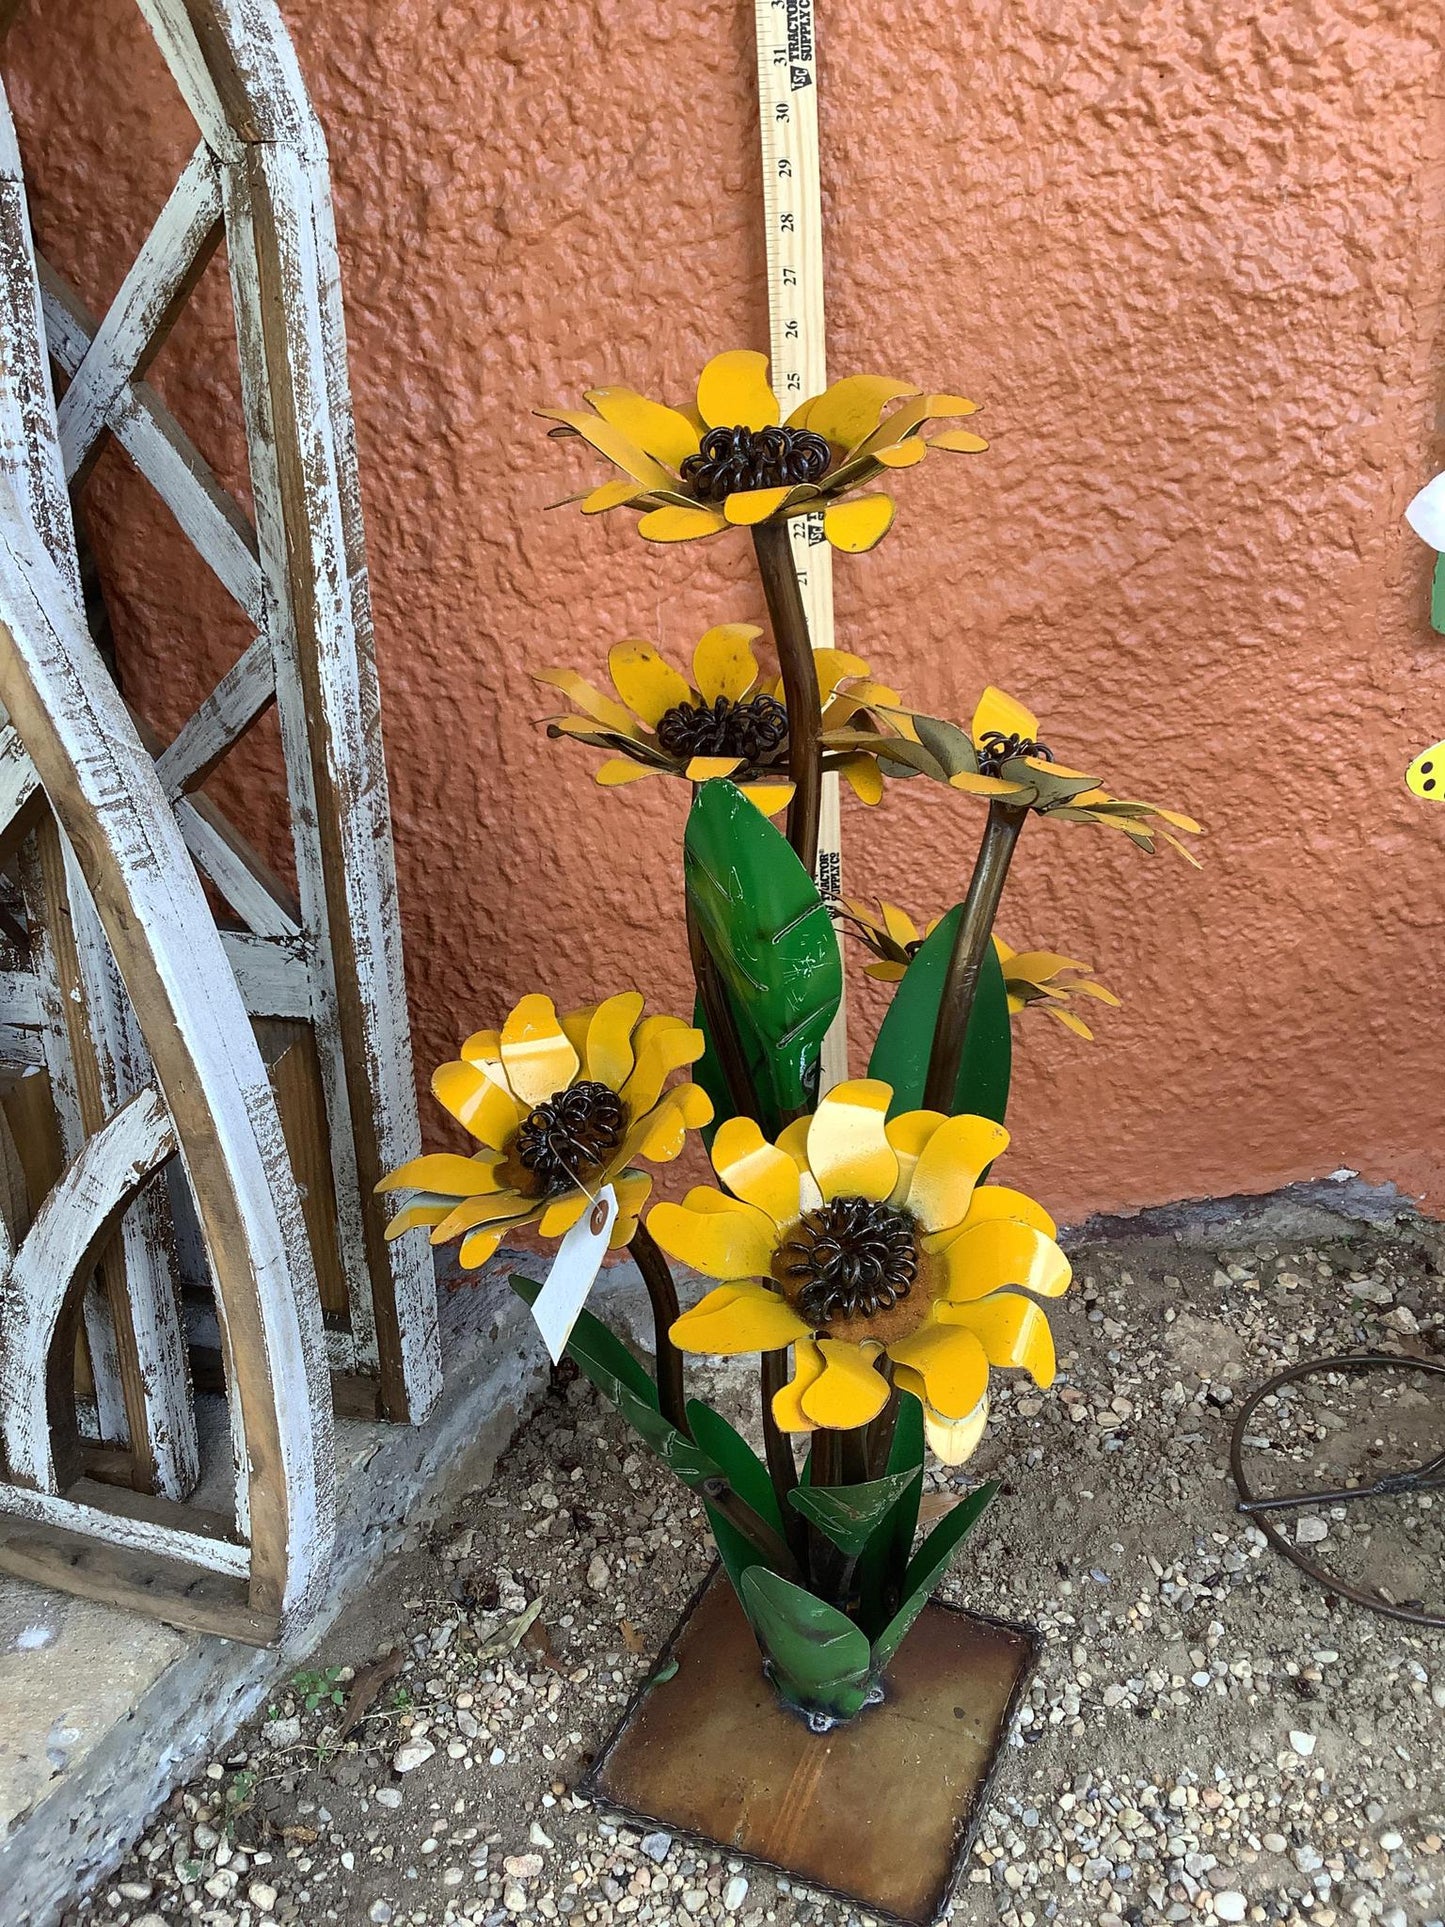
[0,56,332,1633]
[0,0,439,1451]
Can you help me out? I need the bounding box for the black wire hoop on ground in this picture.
[1229,1353,1445,1630]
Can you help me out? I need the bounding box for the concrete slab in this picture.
[0,1254,559,1927]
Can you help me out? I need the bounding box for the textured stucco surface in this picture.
[6,1,1445,1222]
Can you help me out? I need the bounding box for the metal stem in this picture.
[627,1221,688,1437]
[699,1476,803,1581]
[922,801,1028,1113]
[751,520,822,878]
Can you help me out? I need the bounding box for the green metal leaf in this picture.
[867,904,1011,1122]
[786,1467,922,1558]
[508,1275,657,1408]
[687,1400,789,1597]
[684,780,842,1123]
[687,1401,783,1530]
[740,1566,876,1721]
[871,1479,999,1673]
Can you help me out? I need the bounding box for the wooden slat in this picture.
[255,1016,346,1320]
[225,141,439,1421]
[155,632,276,798]
[221,929,309,1018]
[57,143,224,487]
[0,515,335,1629]
[0,1084,175,1491]
[39,260,268,627]
[0,968,41,1069]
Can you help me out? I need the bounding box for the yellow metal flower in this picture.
[376,993,712,1271]
[839,898,1121,1038]
[846,687,1203,860]
[648,1080,1070,1466]
[993,939,1121,1040]
[541,350,986,550]
[536,624,913,812]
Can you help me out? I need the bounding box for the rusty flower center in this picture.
[681,424,831,502]
[514,1080,625,1188]
[778,1196,918,1327]
[976,729,1054,778]
[655,692,789,766]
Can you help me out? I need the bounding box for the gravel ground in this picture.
[66,1213,1445,1927]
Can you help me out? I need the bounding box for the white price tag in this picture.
[529,1184,618,1364]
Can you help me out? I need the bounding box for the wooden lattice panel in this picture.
[0,60,333,1635]
[0,0,440,1434]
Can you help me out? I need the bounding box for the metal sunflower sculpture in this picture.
[383,347,1202,1731]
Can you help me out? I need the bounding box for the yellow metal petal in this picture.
[685,755,744,780]
[621,1017,706,1113]
[937,1220,1072,1302]
[583,387,699,468]
[596,758,662,786]
[532,666,639,735]
[971,686,1039,745]
[722,485,794,525]
[955,1183,1057,1240]
[431,1060,523,1150]
[637,505,729,541]
[805,375,920,451]
[537,407,674,489]
[696,349,779,431]
[458,1226,507,1270]
[669,1280,811,1354]
[884,1108,948,1207]
[940,1292,1057,1387]
[539,1189,591,1239]
[800,1339,890,1429]
[1045,1007,1095,1039]
[581,478,644,513]
[775,1116,813,1173]
[584,991,645,1088]
[739,781,794,817]
[904,1113,1010,1234]
[884,1321,988,1421]
[874,440,928,469]
[431,1189,535,1244]
[805,1079,899,1202]
[607,642,692,727]
[811,648,871,703]
[839,754,884,804]
[630,1081,713,1163]
[922,1391,990,1465]
[711,1115,802,1227]
[499,993,580,1107]
[376,1152,502,1198]
[647,1195,779,1279]
[772,1336,824,1432]
[853,392,979,458]
[824,493,896,554]
[383,1200,452,1239]
[881,903,922,946]
[692,623,763,703]
[926,428,989,454]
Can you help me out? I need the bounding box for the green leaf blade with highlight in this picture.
[684,780,843,1124]
[868,904,1011,1122]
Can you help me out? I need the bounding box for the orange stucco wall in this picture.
[7,2,1445,1223]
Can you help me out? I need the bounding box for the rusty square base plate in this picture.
[582,1569,1038,1927]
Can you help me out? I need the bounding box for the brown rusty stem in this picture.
[751,519,822,878]
[627,1221,688,1436]
[922,801,1028,1113]
[700,1476,803,1581]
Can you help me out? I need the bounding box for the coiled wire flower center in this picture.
[681,424,831,502]
[515,1080,625,1188]
[779,1195,919,1326]
[976,729,1054,778]
[655,692,789,765]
